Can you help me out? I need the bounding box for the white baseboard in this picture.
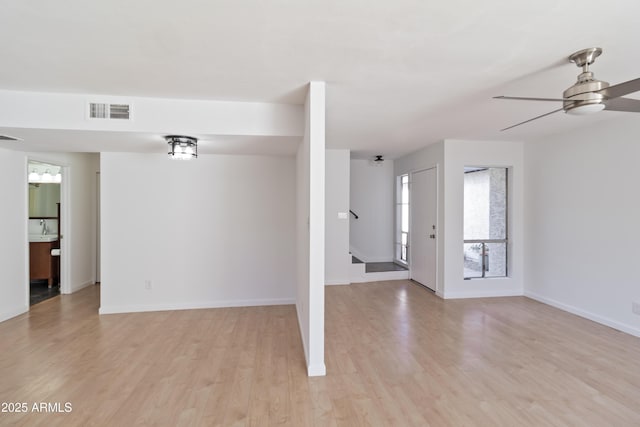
[0,305,28,323]
[325,280,350,286]
[307,363,326,377]
[525,291,640,338]
[99,297,296,315]
[442,289,524,299]
[68,280,95,294]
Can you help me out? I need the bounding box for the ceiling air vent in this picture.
[89,103,109,119]
[109,104,131,119]
[88,102,132,120]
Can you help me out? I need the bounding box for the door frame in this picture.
[26,157,72,300]
[408,165,440,294]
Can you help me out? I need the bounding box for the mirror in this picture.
[29,183,60,218]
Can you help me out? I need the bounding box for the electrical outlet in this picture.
[144,280,152,290]
[632,301,640,315]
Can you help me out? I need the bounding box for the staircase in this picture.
[349,255,409,283]
[347,209,409,283]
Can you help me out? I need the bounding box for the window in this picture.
[463,167,507,279]
[396,174,409,263]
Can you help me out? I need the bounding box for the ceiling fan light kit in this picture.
[373,155,384,166]
[495,47,640,130]
[563,48,608,115]
[565,103,605,115]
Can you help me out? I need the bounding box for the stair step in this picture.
[350,269,410,283]
[349,260,409,283]
[365,262,407,273]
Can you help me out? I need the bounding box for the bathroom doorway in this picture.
[27,160,66,305]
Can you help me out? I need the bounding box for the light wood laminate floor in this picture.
[1,281,639,426]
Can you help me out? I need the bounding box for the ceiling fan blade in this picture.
[500,107,565,131]
[597,77,640,99]
[604,97,640,112]
[494,95,569,102]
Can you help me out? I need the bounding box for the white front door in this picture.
[410,168,437,291]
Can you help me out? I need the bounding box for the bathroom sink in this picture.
[29,234,59,242]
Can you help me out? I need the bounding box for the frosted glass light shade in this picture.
[41,169,53,182]
[566,103,605,115]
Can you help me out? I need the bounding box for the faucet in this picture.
[40,219,49,235]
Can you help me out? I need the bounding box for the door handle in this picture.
[429,234,436,239]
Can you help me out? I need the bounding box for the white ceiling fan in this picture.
[495,47,640,131]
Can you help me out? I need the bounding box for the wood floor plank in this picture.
[1,281,640,426]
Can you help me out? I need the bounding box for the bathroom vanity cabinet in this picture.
[29,241,59,287]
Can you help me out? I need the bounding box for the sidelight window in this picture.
[396,174,410,263]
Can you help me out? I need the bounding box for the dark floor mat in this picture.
[30,281,60,306]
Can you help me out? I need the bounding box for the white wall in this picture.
[28,152,100,293]
[0,149,98,324]
[0,148,28,322]
[325,149,350,285]
[350,158,394,262]
[524,116,640,337]
[395,140,523,298]
[395,142,445,294]
[0,90,303,138]
[295,82,326,377]
[99,153,296,314]
[442,140,524,298]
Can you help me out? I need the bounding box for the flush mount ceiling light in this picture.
[166,135,198,160]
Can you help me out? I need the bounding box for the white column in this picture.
[307,81,326,376]
[296,82,326,376]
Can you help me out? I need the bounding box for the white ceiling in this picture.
[1,0,640,159]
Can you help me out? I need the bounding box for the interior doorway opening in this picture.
[27,160,66,306]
